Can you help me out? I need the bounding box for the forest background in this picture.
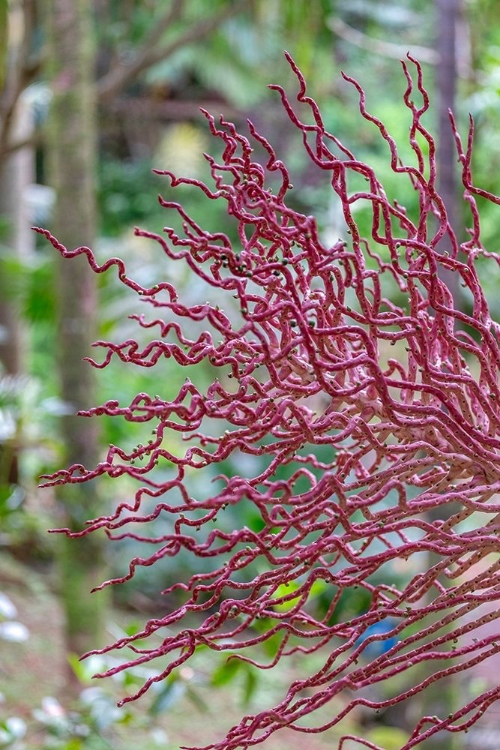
[1,1,500,748]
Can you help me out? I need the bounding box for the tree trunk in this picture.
[436,0,460,303]
[0,4,35,491]
[0,95,34,376]
[417,5,461,748]
[418,7,461,747]
[45,0,107,670]
[0,1,36,376]
[436,0,458,219]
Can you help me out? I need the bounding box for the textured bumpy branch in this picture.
[37,53,500,749]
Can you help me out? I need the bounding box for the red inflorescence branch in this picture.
[36,52,500,749]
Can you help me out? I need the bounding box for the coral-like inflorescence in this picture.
[37,54,500,749]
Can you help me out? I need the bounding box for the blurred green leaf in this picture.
[241,665,257,707]
[210,655,242,686]
[67,653,90,684]
[366,725,410,749]
[24,257,56,324]
[273,581,301,613]
[0,217,12,242]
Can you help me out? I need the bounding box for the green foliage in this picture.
[210,655,258,707]
[0,716,27,748]
[98,159,165,237]
[0,216,11,242]
[3,4,500,745]
[364,726,411,749]
[0,374,63,557]
[23,256,57,325]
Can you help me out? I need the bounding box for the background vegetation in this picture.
[1,1,500,748]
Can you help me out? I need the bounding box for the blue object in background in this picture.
[355,618,399,659]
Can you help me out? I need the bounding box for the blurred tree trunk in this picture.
[436,0,460,303]
[0,1,7,91]
[419,8,461,746]
[40,0,284,680]
[45,0,107,670]
[0,96,34,377]
[436,0,458,219]
[0,1,35,375]
[0,2,36,492]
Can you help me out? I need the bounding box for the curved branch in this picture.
[328,16,439,65]
[97,0,254,103]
